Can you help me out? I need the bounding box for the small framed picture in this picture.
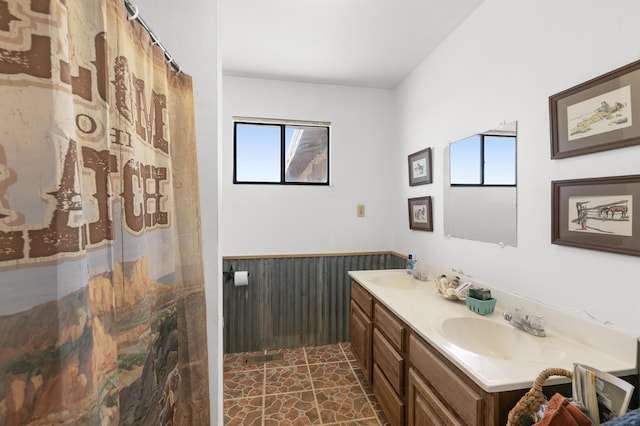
[550,59,640,159]
[408,196,433,231]
[551,175,640,256]
[408,148,432,186]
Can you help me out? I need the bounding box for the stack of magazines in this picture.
[572,363,635,424]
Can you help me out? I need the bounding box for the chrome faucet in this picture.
[502,308,546,337]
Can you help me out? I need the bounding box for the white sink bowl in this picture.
[368,271,422,289]
[437,316,543,361]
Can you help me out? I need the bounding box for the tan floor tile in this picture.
[367,398,391,426]
[223,368,264,399]
[340,341,357,361]
[309,361,358,389]
[264,347,307,367]
[350,364,373,394]
[335,420,381,425]
[223,396,263,426]
[305,343,348,364]
[315,385,376,424]
[224,343,388,425]
[263,390,321,425]
[265,365,312,395]
[224,350,265,372]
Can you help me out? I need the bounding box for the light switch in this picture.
[357,204,365,217]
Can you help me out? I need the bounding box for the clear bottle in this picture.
[413,257,427,281]
[406,254,415,275]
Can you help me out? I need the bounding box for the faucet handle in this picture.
[508,307,523,317]
[529,315,545,330]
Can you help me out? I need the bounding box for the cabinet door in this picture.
[408,368,464,426]
[350,301,372,383]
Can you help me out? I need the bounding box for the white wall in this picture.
[126,0,223,423]
[221,76,394,256]
[393,0,640,336]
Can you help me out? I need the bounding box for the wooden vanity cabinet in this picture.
[349,279,510,425]
[350,281,373,382]
[349,278,572,426]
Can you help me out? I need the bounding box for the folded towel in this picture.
[535,393,592,426]
[600,407,640,425]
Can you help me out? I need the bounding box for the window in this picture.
[233,119,330,185]
[449,133,516,186]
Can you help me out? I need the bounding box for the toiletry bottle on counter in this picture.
[406,254,415,275]
[413,258,428,281]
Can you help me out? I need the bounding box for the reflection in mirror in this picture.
[444,121,517,246]
[450,135,481,184]
[484,135,516,185]
[450,129,516,185]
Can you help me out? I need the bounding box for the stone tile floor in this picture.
[223,342,391,425]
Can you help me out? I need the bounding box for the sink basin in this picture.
[368,271,422,289]
[437,317,542,361]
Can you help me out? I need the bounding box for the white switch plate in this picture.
[357,204,365,217]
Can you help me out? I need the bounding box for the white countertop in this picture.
[349,269,638,393]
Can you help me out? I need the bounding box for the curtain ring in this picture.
[127,3,139,21]
[164,53,181,73]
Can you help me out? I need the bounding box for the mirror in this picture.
[444,121,517,246]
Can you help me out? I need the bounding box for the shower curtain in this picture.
[0,1,209,425]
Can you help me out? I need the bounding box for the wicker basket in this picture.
[506,367,573,426]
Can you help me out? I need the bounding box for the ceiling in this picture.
[221,0,485,89]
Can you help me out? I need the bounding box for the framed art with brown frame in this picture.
[408,147,432,186]
[408,196,433,231]
[550,59,640,159]
[551,175,640,257]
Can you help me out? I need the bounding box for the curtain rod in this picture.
[123,0,181,73]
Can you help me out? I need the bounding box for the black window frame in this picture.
[450,134,516,187]
[233,119,330,186]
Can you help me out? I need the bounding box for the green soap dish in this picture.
[466,297,496,315]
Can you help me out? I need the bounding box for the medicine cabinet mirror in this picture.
[444,121,518,246]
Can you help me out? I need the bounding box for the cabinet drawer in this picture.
[373,363,405,426]
[351,280,373,318]
[374,303,405,352]
[408,367,465,426]
[409,334,483,426]
[373,328,404,395]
